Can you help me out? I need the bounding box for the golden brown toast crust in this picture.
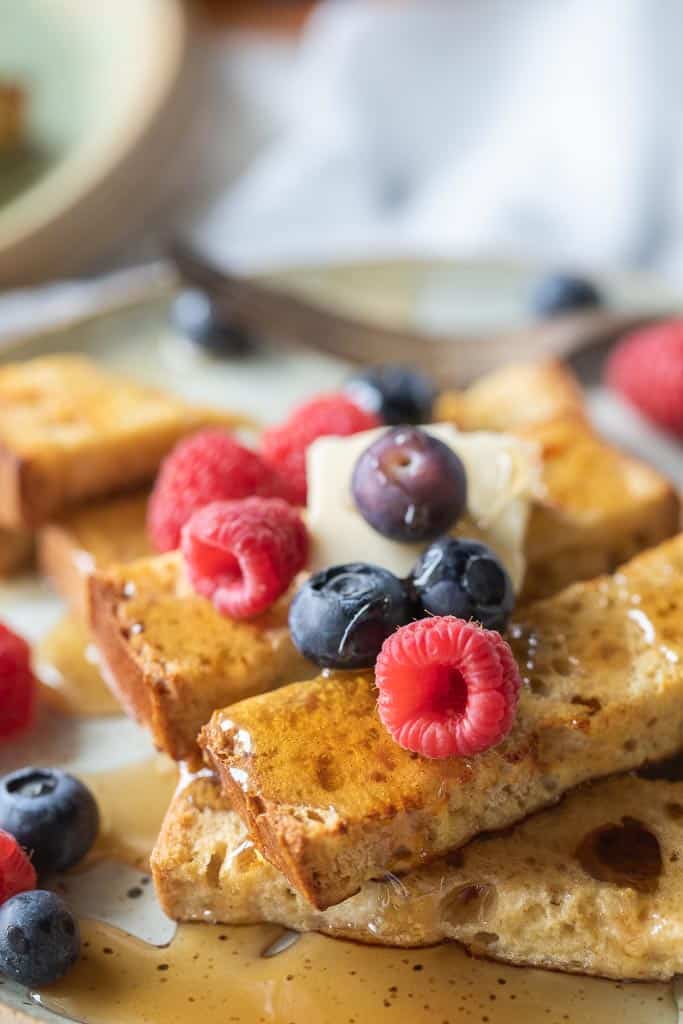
[152,771,683,980]
[436,360,586,432]
[0,355,247,528]
[38,492,150,622]
[521,416,680,600]
[0,526,33,577]
[90,553,315,763]
[202,534,683,910]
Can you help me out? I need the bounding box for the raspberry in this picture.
[148,430,290,552]
[261,393,381,506]
[375,617,521,759]
[181,497,308,620]
[0,624,35,740]
[0,830,36,905]
[606,320,683,438]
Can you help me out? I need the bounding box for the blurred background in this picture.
[3,0,683,283]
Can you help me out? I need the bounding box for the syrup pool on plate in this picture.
[26,760,676,1024]
[36,918,675,1024]
[36,615,120,717]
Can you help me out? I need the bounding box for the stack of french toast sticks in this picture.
[6,352,683,983]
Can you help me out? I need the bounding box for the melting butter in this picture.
[307,424,539,589]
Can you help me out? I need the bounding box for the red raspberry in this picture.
[261,393,381,506]
[0,830,36,904]
[0,624,35,740]
[181,497,309,620]
[375,617,521,759]
[606,320,683,438]
[148,430,290,552]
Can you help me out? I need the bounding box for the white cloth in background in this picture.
[196,0,683,277]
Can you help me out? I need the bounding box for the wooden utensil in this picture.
[172,243,655,386]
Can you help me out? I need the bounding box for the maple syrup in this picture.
[79,757,178,872]
[36,918,675,1024]
[37,616,120,717]
[24,759,675,1024]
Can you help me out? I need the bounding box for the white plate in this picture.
[0,258,680,1022]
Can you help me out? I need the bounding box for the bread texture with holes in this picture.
[202,534,683,910]
[435,360,586,432]
[89,552,315,763]
[38,491,151,623]
[520,415,679,601]
[152,771,683,980]
[0,354,248,528]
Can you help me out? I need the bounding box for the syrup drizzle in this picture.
[22,757,675,1024]
[37,616,120,717]
[79,757,178,872]
[35,918,675,1024]
[15,626,680,1024]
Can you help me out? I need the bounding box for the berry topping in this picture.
[0,768,99,874]
[289,563,413,669]
[351,427,467,543]
[182,497,308,620]
[606,319,683,438]
[344,365,437,425]
[0,890,79,987]
[376,617,521,759]
[411,537,514,631]
[171,289,254,356]
[0,831,36,906]
[261,393,381,506]
[0,624,35,741]
[531,272,602,318]
[148,429,289,552]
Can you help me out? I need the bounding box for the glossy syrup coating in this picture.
[89,551,315,762]
[154,769,683,981]
[202,535,683,910]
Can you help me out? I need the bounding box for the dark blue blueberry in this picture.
[531,272,602,319]
[289,563,413,669]
[344,365,437,425]
[0,890,79,988]
[351,427,467,543]
[171,289,253,356]
[411,537,514,632]
[0,768,99,874]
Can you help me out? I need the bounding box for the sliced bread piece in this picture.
[89,553,315,763]
[0,354,248,528]
[202,534,683,910]
[38,491,151,623]
[435,359,586,432]
[521,415,679,601]
[152,771,683,980]
[0,526,33,577]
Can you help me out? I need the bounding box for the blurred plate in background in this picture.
[0,0,186,286]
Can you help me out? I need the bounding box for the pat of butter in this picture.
[306,424,540,591]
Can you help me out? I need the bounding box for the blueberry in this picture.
[0,890,79,988]
[531,272,602,319]
[171,289,253,355]
[411,537,514,631]
[0,768,99,874]
[344,365,436,425]
[289,563,413,669]
[351,427,467,543]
